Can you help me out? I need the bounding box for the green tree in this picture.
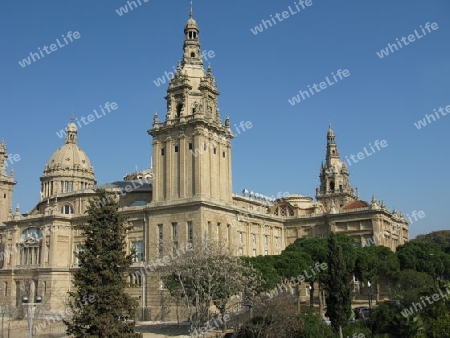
[355,245,399,301]
[396,241,450,280]
[241,255,281,292]
[283,237,328,312]
[416,230,450,248]
[324,232,352,331]
[297,308,334,338]
[64,189,137,337]
[393,269,435,307]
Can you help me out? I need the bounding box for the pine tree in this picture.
[325,232,352,331]
[64,189,137,337]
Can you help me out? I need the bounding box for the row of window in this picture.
[237,247,279,257]
[237,232,280,247]
[161,143,226,158]
[157,222,194,243]
[41,181,93,196]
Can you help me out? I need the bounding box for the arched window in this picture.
[176,104,183,117]
[61,205,74,214]
[190,52,195,57]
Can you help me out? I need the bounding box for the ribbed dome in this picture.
[185,17,198,30]
[44,143,94,175]
[41,118,95,180]
[327,127,335,138]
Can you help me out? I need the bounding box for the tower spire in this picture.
[148,8,234,203]
[316,125,356,211]
[182,3,202,67]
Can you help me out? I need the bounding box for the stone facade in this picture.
[0,9,408,321]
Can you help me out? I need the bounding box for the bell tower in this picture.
[316,126,356,211]
[148,6,234,204]
[0,142,16,224]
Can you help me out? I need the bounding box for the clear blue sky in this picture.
[1,0,449,239]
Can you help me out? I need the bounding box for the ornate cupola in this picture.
[316,125,356,211]
[40,118,96,199]
[183,3,202,67]
[148,5,234,203]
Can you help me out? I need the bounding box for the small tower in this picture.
[316,125,356,211]
[148,5,234,203]
[0,142,17,224]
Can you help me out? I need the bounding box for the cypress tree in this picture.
[325,232,351,331]
[64,189,137,337]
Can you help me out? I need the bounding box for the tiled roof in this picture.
[342,200,369,210]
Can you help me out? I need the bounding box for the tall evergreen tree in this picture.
[64,189,137,337]
[324,232,351,331]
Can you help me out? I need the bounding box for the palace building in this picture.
[0,8,408,321]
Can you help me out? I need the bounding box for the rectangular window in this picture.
[161,148,165,156]
[252,234,256,245]
[264,235,269,245]
[223,151,225,158]
[213,148,216,154]
[208,222,212,239]
[160,277,168,290]
[158,224,163,241]
[60,181,74,193]
[189,143,193,150]
[174,145,179,153]
[275,237,279,247]
[131,241,144,263]
[46,243,50,263]
[238,231,243,244]
[7,244,12,264]
[252,249,257,257]
[187,221,193,242]
[75,245,84,265]
[204,143,207,151]
[172,223,178,240]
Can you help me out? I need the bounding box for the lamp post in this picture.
[367,282,372,309]
[22,295,42,338]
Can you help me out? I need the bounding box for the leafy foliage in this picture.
[166,241,262,333]
[241,255,281,292]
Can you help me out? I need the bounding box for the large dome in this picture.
[44,143,94,175]
[40,119,96,199]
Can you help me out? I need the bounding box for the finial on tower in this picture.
[71,112,75,122]
[190,1,193,18]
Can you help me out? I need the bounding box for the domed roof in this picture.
[327,127,335,138]
[66,121,77,132]
[185,17,198,30]
[46,143,94,173]
[42,119,95,178]
[184,3,198,31]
